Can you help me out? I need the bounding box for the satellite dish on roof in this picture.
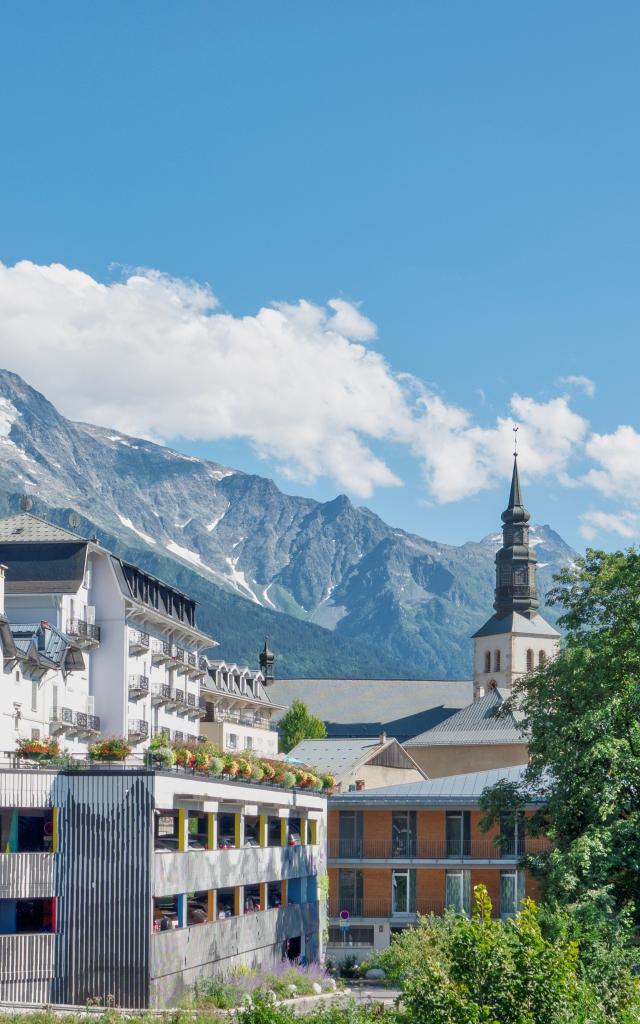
[20,495,33,512]
[68,512,81,529]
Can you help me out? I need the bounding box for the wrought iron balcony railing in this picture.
[128,719,149,740]
[128,675,150,699]
[66,619,101,644]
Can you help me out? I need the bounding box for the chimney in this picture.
[355,779,365,791]
[379,731,387,744]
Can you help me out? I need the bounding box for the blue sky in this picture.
[1,2,639,549]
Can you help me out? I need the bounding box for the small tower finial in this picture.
[259,636,275,684]
[513,424,518,458]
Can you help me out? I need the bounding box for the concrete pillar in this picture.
[234,812,243,849]
[309,819,317,845]
[259,814,267,848]
[280,818,288,846]
[234,885,243,917]
[300,819,308,846]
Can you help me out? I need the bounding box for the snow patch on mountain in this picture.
[117,514,157,545]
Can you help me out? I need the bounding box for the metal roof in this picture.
[268,678,473,742]
[9,621,83,669]
[331,763,531,807]
[472,611,560,639]
[406,688,525,747]
[288,738,389,778]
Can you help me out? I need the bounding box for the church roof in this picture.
[268,678,472,742]
[405,687,525,747]
[472,610,560,639]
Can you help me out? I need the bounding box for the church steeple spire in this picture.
[494,448,539,618]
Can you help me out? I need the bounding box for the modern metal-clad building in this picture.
[0,758,326,1008]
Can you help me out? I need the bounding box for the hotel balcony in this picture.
[328,838,548,864]
[212,708,275,731]
[151,682,173,706]
[128,719,149,742]
[128,629,150,655]
[128,675,150,701]
[50,707,101,737]
[65,618,101,647]
[151,639,174,665]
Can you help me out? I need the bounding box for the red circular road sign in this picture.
[339,909,350,921]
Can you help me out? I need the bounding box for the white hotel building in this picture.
[0,513,280,754]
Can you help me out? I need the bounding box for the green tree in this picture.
[278,698,327,752]
[393,886,608,1024]
[481,549,640,921]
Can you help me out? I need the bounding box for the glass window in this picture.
[445,870,471,914]
[538,650,546,666]
[338,810,363,856]
[287,817,302,846]
[328,925,374,946]
[526,649,534,671]
[484,650,491,673]
[392,811,416,857]
[338,869,363,914]
[494,650,501,672]
[499,812,525,857]
[391,869,416,915]
[446,811,470,857]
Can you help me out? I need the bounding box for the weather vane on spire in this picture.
[513,425,519,457]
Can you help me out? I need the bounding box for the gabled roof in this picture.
[287,737,421,781]
[472,611,560,639]
[331,763,531,807]
[0,513,82,543]
[268,678,473,742]
[406,688,525,747]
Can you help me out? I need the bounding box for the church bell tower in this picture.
[471,446,559,700]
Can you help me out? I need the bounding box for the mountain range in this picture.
[0,370,577,678]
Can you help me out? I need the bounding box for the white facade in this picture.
[472,615,560,699]
[0,515,214,754]
[200,660,284,756]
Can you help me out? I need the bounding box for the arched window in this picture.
[484,651,491,673]
[526,649,534,672]
[538,650,546,667]
[494,650,501,672]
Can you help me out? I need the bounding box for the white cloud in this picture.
[560,375,596,397]
[579,509,640,542]
[0,259,612,513]
[409,390,588,504]
[583,426,640,503]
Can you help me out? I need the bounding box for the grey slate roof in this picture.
[0,514,82,542]
[9,622,84,671]
[288,738,391,778]
[472,611,559,639]
[268,678,473,742]
[331,763,530,807]
[406,688,525,747]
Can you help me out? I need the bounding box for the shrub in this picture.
[89,737,131,761]
[174,746,195,769]
[150,745,175,767]
[208,754,224,776]
[15,736,60,758]
[192,749,210,772]
[281,771,296,789]
[252,764,265,782]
